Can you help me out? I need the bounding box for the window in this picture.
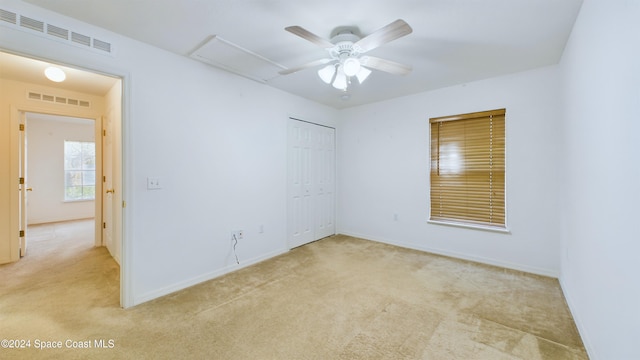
[64,141,96,201]
[429,109,506,229]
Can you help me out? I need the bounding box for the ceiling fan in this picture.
[279,19,413,91]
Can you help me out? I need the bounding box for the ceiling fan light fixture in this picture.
[332,66,348,90]
[318,64,336,84]
[356,67,372,84]
[44,66,66,82]
[282,19,413,95]
[342,57,361,77]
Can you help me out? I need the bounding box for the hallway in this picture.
[0,219,120,341]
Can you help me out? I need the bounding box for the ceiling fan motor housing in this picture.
[329,31,361,59]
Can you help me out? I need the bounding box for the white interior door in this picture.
[287,118,335,248]
[315,126,336,239]
[288,119,314,248]
[102,83,123,265]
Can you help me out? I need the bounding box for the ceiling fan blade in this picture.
[360,56,412,75]
[279,58,333,75]
[353,19,413,53]
[285,26,334,48]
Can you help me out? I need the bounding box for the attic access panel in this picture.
[190,35,285,83]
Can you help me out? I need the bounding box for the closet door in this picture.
[288,119,314,248]
[287,119,335,248]
[314,126,335,239]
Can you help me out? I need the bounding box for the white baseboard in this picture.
[107,248,120,266]
[133,247,289,306]
[558,276,596,359]
[339,231,559,278]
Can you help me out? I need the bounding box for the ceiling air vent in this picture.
[93,38,111,53]
[27,90,91,108]
[47,24,69,40]
[71,31,91,47]
[19,15,44,32]
[0,9,17,24]
[0,7,114,56]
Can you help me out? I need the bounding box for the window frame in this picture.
[428,108,509,232]
[63,140,96,202]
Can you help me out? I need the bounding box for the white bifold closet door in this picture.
[287,118,335,249]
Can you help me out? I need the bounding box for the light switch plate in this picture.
[147,177,161,190]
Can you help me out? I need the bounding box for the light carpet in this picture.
[0,220,587,359]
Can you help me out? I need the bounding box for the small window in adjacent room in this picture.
[64,140,96,201]
[429,108,506,230]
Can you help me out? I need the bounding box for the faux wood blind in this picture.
[430,109,505,228]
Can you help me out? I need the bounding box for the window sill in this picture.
[428,219,511,234]
[63,199,95,203]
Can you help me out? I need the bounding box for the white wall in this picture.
[337,65,563,276]
[559,0,640,358]
[0,0,337,305]
[26,115,95,224]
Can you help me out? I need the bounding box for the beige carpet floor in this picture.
[1,219,587,359]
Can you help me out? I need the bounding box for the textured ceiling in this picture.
[16,0,583,108]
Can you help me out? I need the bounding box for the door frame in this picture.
[4,49,132,308]
[11,108,103,249]
[18,111,26,257]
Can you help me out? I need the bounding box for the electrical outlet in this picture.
[231,230,243,240]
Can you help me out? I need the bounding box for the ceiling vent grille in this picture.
[0,7,114,56]
[71,31,91,47]
[47,24,68,40]
[93,38,111,53]
[27,90,91,108]
[19,15,44,32]
[0,9,17,24]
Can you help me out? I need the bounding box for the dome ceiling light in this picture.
[44,66,66,82]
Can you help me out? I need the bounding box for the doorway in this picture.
[23,113,98,253]
[1,50,125,305]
